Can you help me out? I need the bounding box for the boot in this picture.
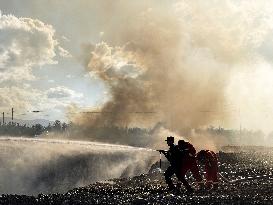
[167,183,176,191]
[197,183,206,193]
[185,187,194,194]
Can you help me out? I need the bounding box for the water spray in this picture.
[0,137,157,152]
[0,136,159,195]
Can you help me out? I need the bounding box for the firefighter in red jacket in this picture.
[177,140,204,191]
[196,150,219,189]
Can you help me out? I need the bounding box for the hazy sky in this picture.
[0,0,109,121]
[1,1,273,132]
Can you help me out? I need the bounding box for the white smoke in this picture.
[69,0,273,149]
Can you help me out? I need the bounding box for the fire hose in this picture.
[228,174,273,183]
[159,152,162,170]
[156,150,166,170]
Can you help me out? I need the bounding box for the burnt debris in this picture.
[1,151,273,205]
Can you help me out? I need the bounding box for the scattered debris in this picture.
[1,152,273,204]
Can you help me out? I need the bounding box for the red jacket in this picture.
[178,141,196,157]
[197,150,218,171]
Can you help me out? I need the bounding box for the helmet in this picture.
[165,136,174,143]
[178,140,186,146]
[196,150,206,161]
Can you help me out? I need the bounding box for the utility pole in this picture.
[239,106,242,145]
[12,108,14,121]
[2,112,4,125]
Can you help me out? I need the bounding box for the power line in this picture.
[81,111,156,114]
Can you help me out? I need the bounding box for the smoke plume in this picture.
[71,1,273,148]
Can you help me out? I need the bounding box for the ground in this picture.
[1,151,273,205]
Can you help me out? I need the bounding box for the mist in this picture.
[0,137,156,195]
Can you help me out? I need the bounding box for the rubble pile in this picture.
[1,151,273,205]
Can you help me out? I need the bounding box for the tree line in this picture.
[0,120,68,136]
[0,121,269,147]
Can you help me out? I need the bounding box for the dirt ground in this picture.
[1,151,273,205]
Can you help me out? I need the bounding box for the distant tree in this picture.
[53,120,62,132]
[46,123,52,132]
[34,124,44,135]
[62,122,68,131]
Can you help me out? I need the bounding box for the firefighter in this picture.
[159,136,181,191]
[177,140,204,191]
[196,150,219,189]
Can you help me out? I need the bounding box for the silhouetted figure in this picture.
[197,150,219,189]
[159,136,181,191]
[177,140,204,191]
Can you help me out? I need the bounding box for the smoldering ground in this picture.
[0,137,156,195]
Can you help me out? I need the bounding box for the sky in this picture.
[0,0,108,121]
[1,1,273,133]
